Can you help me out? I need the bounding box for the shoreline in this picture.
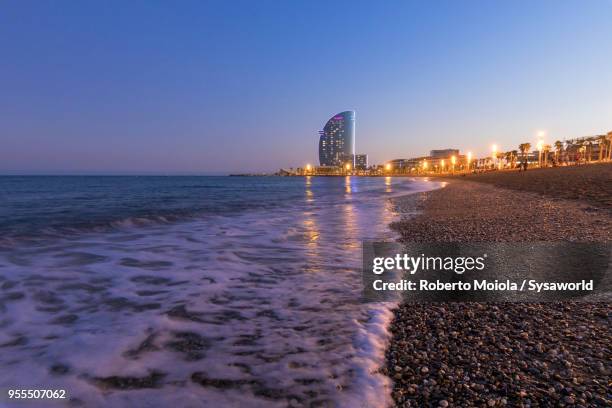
[384,175,611,407]
[357,178,447,408]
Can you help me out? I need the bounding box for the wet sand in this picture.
[386,169,611,407]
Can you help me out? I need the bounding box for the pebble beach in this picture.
[386,165,612,407]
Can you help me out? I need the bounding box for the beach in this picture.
[387,165,611,407]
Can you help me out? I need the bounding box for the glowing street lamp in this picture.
[440,159,445,173]
[467,151,472,171]
[422,160,428,171]
[536,140,544,167]
[385,163,392,172]
[305,164,312,174]
[536,131,546,167]
[491,145,498,169]
[451,155,456,172]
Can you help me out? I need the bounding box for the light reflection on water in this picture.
[385,176,392,193]
[305,176,314,202]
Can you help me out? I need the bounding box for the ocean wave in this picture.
[0,177,442,407]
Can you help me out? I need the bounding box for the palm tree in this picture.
[577,141,587,164]
[519,143,531,158]
[510,150,518,168]
[597,135,607,162]
[543,144,551,167]
[554,141,563,165]
[571,139,582,164]
[518,143,531,168]
[567,139,579,164]
[504,151,513,168]
[587,137,596,162]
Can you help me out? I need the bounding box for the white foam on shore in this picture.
[0,177,442,407]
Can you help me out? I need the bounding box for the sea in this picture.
[0,176,440,407]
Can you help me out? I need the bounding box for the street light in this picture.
[422,160,428,171]
[492,145,498,169]
[467,151,472,171]
[305,164,312,174]
[451,155,456,172]
[536,140,544,167]
[385,163,392,173]
[440,159,445,173]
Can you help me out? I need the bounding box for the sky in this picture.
[1,0,612,174]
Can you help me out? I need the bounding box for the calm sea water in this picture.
[0,176,440,407]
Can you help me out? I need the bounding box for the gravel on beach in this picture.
[391,180,611,243]
[459,162,612,210]
[386,172,611,407]
[385,302,610,407]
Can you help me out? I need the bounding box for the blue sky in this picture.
[1,0,611,174]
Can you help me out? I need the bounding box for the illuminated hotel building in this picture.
[318,111,355,167]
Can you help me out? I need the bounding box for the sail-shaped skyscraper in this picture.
[318,111,355,167]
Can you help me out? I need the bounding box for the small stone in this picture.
[564,396,575,404]
[421,366,429,374]
[438,400,449,407]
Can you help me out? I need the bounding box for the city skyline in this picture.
[2,1,612,174]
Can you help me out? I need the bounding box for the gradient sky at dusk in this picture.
[2,1,612,174]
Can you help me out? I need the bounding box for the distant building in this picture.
[430,149,459,159]
[386,153,469,174]
[314,166,342,175]
[389,158,413,170]
[319,111,356,167]
[355,154,368,169]
[388,157,427,173]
